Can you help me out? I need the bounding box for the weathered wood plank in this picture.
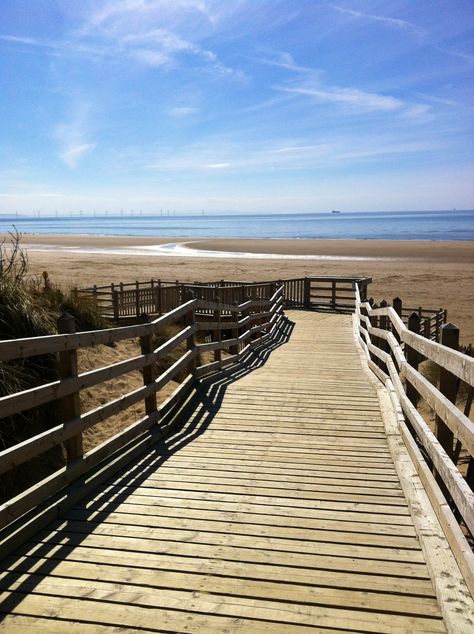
[2,309,470,633]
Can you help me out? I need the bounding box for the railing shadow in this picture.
[0,315,294,616]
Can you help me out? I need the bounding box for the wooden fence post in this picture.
[303,278,311,309]
[435,309,444,342]
[423,318,430,339]
[214,296,222,362]
[379,299,389,373]
[243,294,254,342]
[230,301,240,356]
[112,288,119,323]
[435,323,459,460]
[406,312,421,407]
[369,302,379,367]
[379,299,388,330]
[135,281,140,319]
[57,312,83,463]
[156,280,162,315]
[393,296,402,317]
[138,313,157,416]
[331,281,336,310]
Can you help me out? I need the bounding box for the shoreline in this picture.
[8,233,474,264]
[3,233,472,343]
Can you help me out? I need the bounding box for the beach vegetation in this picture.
[0,230,107,502]
[0,230,62,501]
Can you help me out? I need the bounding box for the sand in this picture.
[14,234,474,345]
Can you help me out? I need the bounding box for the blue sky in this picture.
[0,0,473,214]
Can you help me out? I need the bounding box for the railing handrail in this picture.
[0,300,198,362]
[369,305,473,384]
[0,282,286,539]
[353,283,474,597]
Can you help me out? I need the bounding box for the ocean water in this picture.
[0,210,473,241]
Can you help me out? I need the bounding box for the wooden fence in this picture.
[0,284,285,555]
[0,275,462,567]
[77,276,448,343]
[368,296,446,343]
[354,284,474,596]
[76,276,373,321]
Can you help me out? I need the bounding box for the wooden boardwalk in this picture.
[0,312,471,632]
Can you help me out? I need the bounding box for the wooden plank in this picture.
[78,497,416,526]
[116,463,404,489]
[93,484,411,515]
[63,510,418,548]
[2,308,467,633]
[0,588,445,634]
[1,559,441,618]
[100,478,407,505]
[11,542,432,596]
[30,529,429,577]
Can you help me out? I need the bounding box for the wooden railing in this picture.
[0,284,285,553]
[365,296,447,343]
[76,276,373,321]
[78,276,449,342]
[354,284,474,596]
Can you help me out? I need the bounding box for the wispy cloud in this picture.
[0,34,40,45]
[278,83,403,112]
[130,48,170,67]
[1,2,244,78]
[435,46,474,64]
[256,51,314,74]
[78,1,243,77]
[59,143,96,168]
[87,0,214,30]
[55,103,96,168]
[330,4,425,36]
[205,162,231,169]
[269,60,433,119]
[0,33,107,57]
[167,106,198,117]
[138,129,439,176]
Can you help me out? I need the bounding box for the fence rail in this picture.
[0,275,460,570]
[77,276,448,342]
[76,276,373,321]
[354,284,474,597]
[0,284,285,541]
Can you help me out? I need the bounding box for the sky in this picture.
[0,0,473,214]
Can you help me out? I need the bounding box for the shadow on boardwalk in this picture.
[0,316,294,617]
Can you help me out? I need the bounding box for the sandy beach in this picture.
[14,234,474,344]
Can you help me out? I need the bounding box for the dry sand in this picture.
[18,234,474,344]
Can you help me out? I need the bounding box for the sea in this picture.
[0,210,473,241]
